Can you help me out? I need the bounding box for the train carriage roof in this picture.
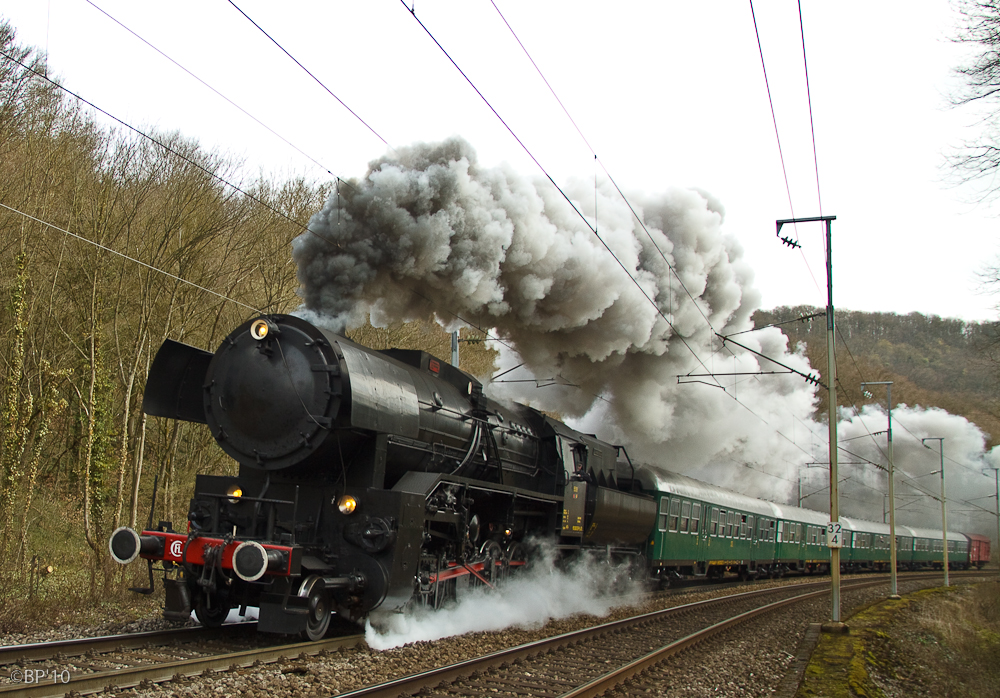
[841,517,891,535]
[634,463,969,538]
[636,465,776,517]
[767,502,829,526]
[904,526,967,542]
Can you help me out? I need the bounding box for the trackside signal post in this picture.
[776,215,846,631]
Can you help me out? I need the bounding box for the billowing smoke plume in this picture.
[832,405,1000,537]
[293,137,998,538]
[294,138,815,492]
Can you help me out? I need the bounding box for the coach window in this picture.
[657,498,669,532]
[691,503,702,534]
[739,514,747,539]
[769,520,776,542]
[747,515,755,541]
[710,508,719,536]
[727,511,736,538]
[680,501,691,533]
[668,498,681,532]
[796,523,802,543]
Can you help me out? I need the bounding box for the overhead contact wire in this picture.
[487,1,836,462]
[797,0,824,215]
[489,1,720,336]
[749,0,822,297]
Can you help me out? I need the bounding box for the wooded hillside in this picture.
[0,22,494,610]
[753,306,1000,448]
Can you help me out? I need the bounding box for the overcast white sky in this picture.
[2,0,998,321]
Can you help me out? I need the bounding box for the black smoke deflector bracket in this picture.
[142,339,213,424]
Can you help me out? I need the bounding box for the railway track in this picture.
[0,622,363,697]
[0,570,984,697]
[333,571,984,698]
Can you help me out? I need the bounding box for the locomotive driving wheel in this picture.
[503,541,527,583]
[299,575,332,641]
[474,540,503,587]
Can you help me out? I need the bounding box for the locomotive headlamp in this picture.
[337,495,358,515]
[226,483,244,503]
[250,318,280,341]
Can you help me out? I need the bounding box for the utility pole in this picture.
[986,467,1000,567]
[862,381,898,600]
[923,438,948,587]
[451,331,459,368]
[776,215,843,630]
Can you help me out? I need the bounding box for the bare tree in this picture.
[950,1,1000,199]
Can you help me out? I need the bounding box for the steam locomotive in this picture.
[110,314,988,640]
[109,314,656,639]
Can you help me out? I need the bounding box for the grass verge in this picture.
[796,580,1000,697]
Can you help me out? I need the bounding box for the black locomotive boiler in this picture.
[109,314,656,639]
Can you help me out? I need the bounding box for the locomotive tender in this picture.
[110,314,989,639]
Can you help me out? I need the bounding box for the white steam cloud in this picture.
[294,137,999,541]
[365,544,640,650]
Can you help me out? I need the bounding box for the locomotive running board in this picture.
[142,339,213,423]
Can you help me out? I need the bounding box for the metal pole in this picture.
[824,218,841,625]
[776,214,840,628]
[862,380,898,598]
[451,331,459,368]
[923,438,947,587]
[887,384,897,598]
[941,446,948,587]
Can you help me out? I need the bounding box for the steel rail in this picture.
[0,622,258,665]
[333,571,985,698]
[557,580,870,698]
[563,571,992,698]
[329,579,852,698]
[0,632,363,697]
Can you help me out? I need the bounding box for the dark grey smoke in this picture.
[293,137,814,488]
[292,137,998,540]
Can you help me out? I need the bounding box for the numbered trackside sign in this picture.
[826,521,843,548]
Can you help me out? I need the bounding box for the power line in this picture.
[0,48,344,254]
[796,0,824,214]
[227,0,393,151]
[85,0,346,183]
[748,0,822,297]
[0,202,260,314]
